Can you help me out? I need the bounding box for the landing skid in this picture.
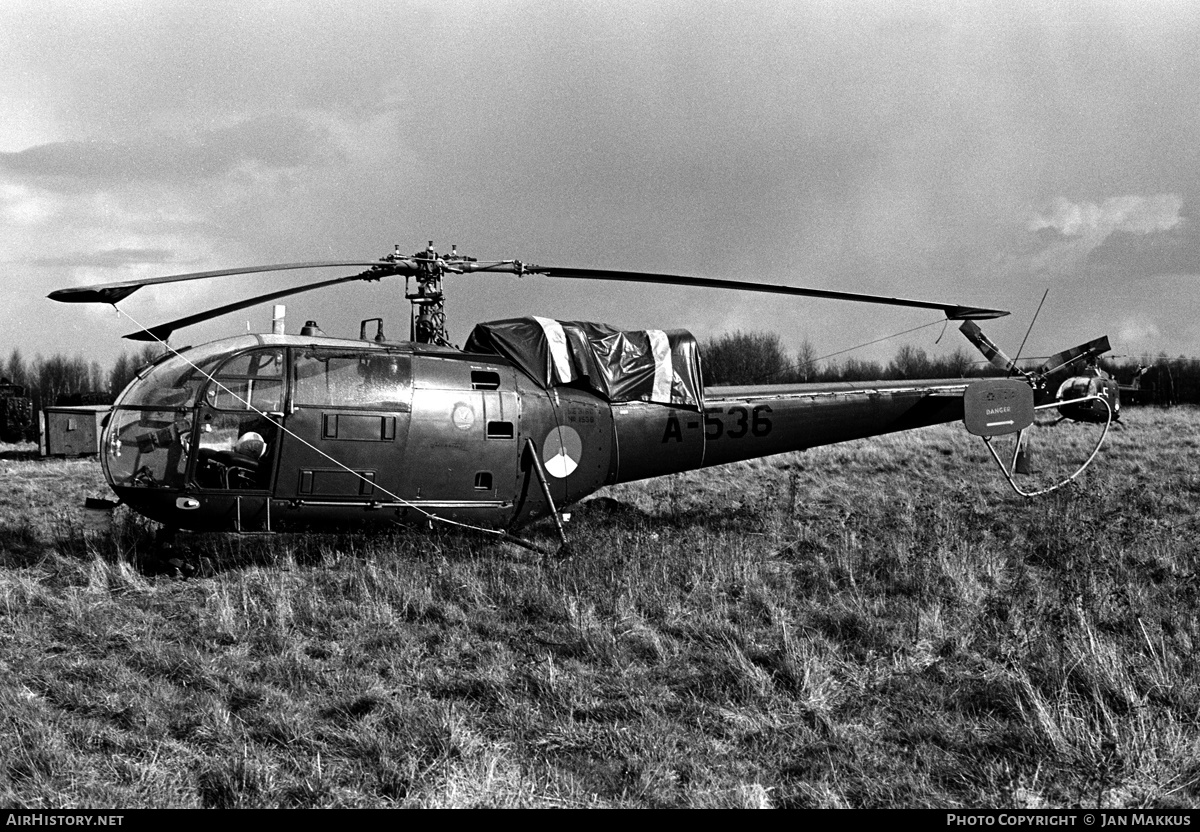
[978,394,1113,498]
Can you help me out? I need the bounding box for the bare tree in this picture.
[701,331,796,384]
[4,348,27,387]
[887,345,931,379]
[794,338,818,383]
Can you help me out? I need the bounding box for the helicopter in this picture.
[48,242,1118,548]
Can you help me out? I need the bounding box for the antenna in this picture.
[1012,289,1050,371]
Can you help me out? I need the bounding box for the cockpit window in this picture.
[204,349,285,412]
[216,351,285,379]
[104,408,191,488]
[115,339,263,409]
[120,353,224,408]
[1057,377,1096,401]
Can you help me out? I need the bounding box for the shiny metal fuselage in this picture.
[105,333,971,533]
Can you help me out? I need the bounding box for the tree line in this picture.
[701,331,981,385]
[3,333,1197,417]
[2,346,163,414]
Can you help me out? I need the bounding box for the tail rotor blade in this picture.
[960,320,1021,374]
[1037,336,1112,377]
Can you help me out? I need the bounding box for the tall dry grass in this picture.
[0,407,1198,807]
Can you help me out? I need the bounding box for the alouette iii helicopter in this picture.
[49,241,1119,549]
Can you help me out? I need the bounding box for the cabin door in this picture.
[274,349,412,501]
[398,361,522,506]
[191,347,286,495]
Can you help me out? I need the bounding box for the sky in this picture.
[3,0,1200,376]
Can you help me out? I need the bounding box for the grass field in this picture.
[1,407,1198,808]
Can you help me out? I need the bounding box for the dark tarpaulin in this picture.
[464,317,704,409]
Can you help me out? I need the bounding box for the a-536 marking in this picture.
[662,404,773,443]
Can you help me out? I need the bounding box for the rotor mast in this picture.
[399,241,477,346]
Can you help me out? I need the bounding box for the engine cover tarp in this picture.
[465,317,703,409]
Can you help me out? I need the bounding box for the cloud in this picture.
[32,248,177,268]
[1119,317,1161,344]
[1016,194,1188,277]
[1086,226,1200,274]
[7,2,1200,369]
[0,116,337,189]
[1030,194,1183,239]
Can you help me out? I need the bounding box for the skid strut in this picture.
[523,439,569,548]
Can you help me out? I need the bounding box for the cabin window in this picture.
[300,469,376,496]
[471,371,501,390]
[486,421,514,439]
[322,413,397,441]
[294,350,412,409]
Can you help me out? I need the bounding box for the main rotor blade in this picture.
[533,267,1009,320]
[49,260,395,305]
[122,272,386,341]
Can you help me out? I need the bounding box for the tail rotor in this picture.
[958,318,1117,497]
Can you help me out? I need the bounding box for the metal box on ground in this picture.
[41,405,109,457]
